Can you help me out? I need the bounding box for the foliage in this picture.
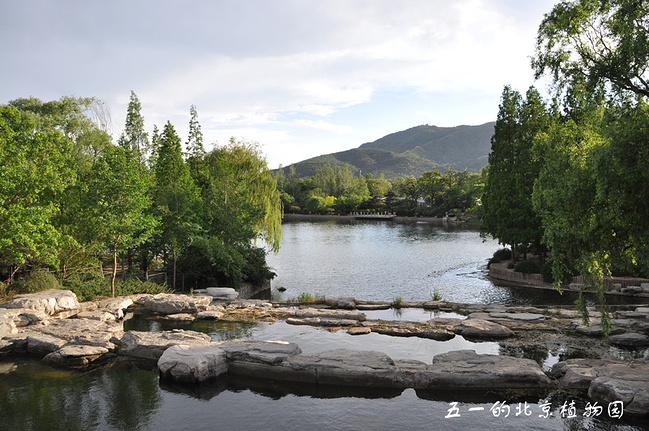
[533,0,649,99]
[118,91,149,159]
[481,86,548,260]
[201,139,283,253]
[0,105,76,280]
[0,93,282,297]
[514,259,541,275]
[294,292,326,304]
[11,268,61,294]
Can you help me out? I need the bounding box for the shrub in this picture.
[487,248,512,268]
[393,296,403,308]
[63,270,108,302]
[295,292,325,304]
[115,278,170,296]
[12,268,60,294]
[542,259,555,283]
[514,259,541,274]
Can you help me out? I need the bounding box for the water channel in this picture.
[2,219,648,430]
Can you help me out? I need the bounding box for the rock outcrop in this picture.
[118,329,212,362]
[138,293,212,315]
[0,289,79,318]
[552,358,649,416]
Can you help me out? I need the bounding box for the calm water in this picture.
[267,220,579,306]
[3,220,648,430]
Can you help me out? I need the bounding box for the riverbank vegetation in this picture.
[274,163,486,218]
[481,0,649,332]
[0,93,282,301]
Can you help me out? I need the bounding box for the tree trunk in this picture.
[172,250,177,291]
[111,248,118,297]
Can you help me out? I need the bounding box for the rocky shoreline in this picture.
[1,289,648,417]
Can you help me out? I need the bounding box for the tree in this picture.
[533,0,649,98]
[118,91,148,160]
[153,121,200,290]
[482,86,548,260]
[185,105,205,163]
[85,145,157,296]
[201,138,283,253]
[0,106,76,282]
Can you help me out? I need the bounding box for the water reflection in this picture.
[0,359,160,431]
[3,358,647,431]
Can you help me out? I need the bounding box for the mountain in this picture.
[283,122,495,179]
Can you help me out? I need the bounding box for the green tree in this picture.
[118,91,148,160]
[85,145,157,296]
[0,106,76,282]
[533,0,649,98]
[201,138,282,253]
[153,121,200,290]
[482,86,548,260]
[185,105,205,163]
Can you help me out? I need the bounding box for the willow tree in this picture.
[202,138,282,252]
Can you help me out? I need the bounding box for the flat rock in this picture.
[0,289,79,318]
[452,319,514,339]
[218,340,301,365]
[489,312,546,321]
[138,293,211,315]
[43,344,111,368]
[162,313,196,321]
[118,329,212,362]
[609,332,649,347]
[196,310,224,320]
[280,349,406,388]
[22,318,124,350]
[76,310,117,322]
[348,327,372,335]
[416,350,552,389]
[158,344,228,383]
[206,287,238,301]
[374,326,455,341]
[325,297,357,309]
[356,303,391,311]
[286,317,358,327]
[26,334,67,356]
[294,308,366,321]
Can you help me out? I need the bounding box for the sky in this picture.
[1,0,558,169]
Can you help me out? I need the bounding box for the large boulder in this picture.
[218,340,302,365]
[118,330,212,362]
[552,358,649,416]
[138,293,211,315]
[206,287,238,301]
[158,344,228,383]
[0,289,79,318]
[412,350,552,390]
[25,318,124,350]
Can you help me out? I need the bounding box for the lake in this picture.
[2,219,648,430]
[267,219,578,306]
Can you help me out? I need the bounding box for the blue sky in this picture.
[1,0,558,168]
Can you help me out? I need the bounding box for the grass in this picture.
[294,292,326,304]
[392,296,403,308]
[430,289,443,301]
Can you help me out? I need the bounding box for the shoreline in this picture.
[282,212,480,226]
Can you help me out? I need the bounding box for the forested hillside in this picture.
[284,122,494,179]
